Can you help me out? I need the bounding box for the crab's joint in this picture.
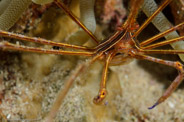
[93,88,107,105]
[175,62,183,71]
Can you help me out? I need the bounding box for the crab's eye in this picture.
[99,89,107,99]
[100,91,106,98]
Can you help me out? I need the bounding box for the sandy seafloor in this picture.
[1,0,184,122]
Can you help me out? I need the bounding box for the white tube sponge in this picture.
[66,0,96,45]
[0,0,32,30]
[32,0,53,5]
[80,0,96,33]
[142,0,184,61]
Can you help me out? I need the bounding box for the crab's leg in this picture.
[45,61,88,122]
[133,0,172,37]
[129,53,184,109]
[44,54,102,122]
[123,0,144,28]
[54,0,98,44]
[0,110,7,122]
[140,22,184,47]
[0,41,93,56]
[93,52,113,104]
[141,36,184,49]
[0,30,93,51]
[139,49,184,55]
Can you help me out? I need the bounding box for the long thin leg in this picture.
[131,54,184,109]
[0,30,93,51]
[44,62,87,122]
[140,22,184,46]
[139,49,184,55]
[44,54,102,122]
[0,110,7,122]
[133,0,172,37]
[0,41,93,56]
[54,0,98,44]
[142,36,184,49]
[123,0,144,28]
[93,52,113,104]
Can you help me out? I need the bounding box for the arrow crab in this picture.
[0,0,184,121]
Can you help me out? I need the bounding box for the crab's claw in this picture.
[148,102,159,109]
